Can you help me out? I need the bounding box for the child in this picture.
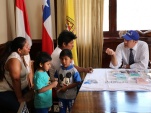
[54,49,82,113]
[34,52,58,113]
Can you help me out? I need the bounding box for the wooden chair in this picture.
[148,60,151,69]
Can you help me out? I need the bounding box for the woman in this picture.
[0,37,32,112]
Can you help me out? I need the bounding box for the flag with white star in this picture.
[42,0,54,55]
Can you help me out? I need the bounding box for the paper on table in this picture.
[136,78,149,84]
[80,69,151,91]
[80,69,108,91]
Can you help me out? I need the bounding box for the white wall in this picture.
[0,0,55,44]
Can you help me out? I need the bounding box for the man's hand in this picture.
[125,65,130,69]
[106,48,115,56]
[122,65,130,69]
[106,48,118,66]
[18,97,25,104]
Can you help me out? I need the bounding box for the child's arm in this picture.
[58,82,81,92]
[58,69,82,92]
[37,81,58,93]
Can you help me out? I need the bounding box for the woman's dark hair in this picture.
[59,49,73,59]
[34,52,52,70]
[11,37,26,52]
[0,37,26,81]
[58,30,77,47]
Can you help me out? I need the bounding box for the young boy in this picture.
[54,49,82,113]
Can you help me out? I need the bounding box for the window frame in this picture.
[103,0,148,38]
[104,0,118,37]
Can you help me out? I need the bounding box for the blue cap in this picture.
[122,30,140,41]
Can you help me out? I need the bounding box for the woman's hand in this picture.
[18,97,25,104]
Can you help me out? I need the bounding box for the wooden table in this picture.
[70,91,151,113]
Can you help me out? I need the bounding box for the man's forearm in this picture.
[111,54,118,66]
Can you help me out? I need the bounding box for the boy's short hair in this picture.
[59,49,73,59]
[58,30,77,47]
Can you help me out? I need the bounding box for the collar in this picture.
[131,41,138,51]
[61,64,74,70]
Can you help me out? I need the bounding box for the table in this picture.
[70,69,151,113]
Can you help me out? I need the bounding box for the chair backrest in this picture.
[148,60,151,69]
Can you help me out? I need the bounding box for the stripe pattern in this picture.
[16,0,32,47]
[42,0,54,55]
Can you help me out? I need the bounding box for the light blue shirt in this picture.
[34,71,52,108]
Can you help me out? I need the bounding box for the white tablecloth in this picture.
[80,68,151,91]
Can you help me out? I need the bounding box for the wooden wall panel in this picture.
[30,40,42,60]
[0,38,151,68]
[30,39,57,60]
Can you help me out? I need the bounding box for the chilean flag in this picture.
[16,0,32,47]
[42,0,54,55]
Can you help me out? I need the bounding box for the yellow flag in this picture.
[66,0,78,66]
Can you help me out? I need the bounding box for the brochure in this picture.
[127,70,140,77]
[107,70,127,81]
[84,79,98,84]
[113,73,127,80]
[136,78,148,84]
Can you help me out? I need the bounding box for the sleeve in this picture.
[49,54,61,80]
[109,44,123,69]
[73,69,82,82]
[34,72,46,90]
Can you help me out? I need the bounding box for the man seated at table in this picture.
[106,30,149,69]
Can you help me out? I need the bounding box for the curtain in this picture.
[57,0,104,79]
[75,0,104,78]
[0,0,15,43]
[57,0,66,38]
[91,0,104,68]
